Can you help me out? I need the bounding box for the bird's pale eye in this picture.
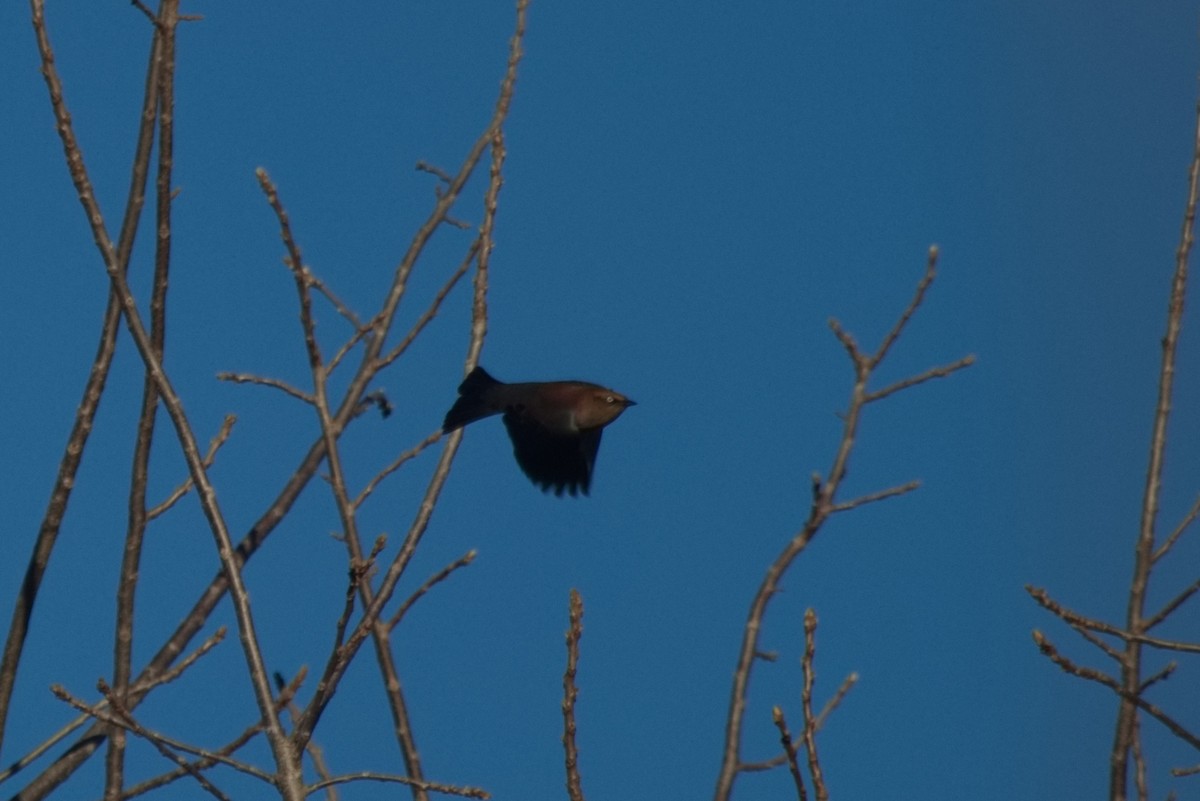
[604,395,616,404]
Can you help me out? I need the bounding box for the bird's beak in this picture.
[624,399,637,407]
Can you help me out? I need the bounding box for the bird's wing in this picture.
[502,414,602,497]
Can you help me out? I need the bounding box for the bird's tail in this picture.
[442,366,503,432]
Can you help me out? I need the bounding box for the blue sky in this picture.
[4,2,1200,799]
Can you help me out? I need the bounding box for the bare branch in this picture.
[306,772,489,799]
[414,162,473,229]
[871,245,938,367]
[1032,630,1118,687]
[415,161,454,184]
[1152,493,1200,563]
[1025,586,1125,661]
[257,168,325,377]
[738,755,788,772]
[826,318,864,368]
[377,238,481,370]
[1143,576,1200,633]
[355,431,442,510]
[216,371,315,405]
[332,539,386,651]
[149,415,237,520]
[1139,662,1177,694]
[864,355,976,404]
[308,271,365,330]
[813,672,858,731]
[799,610,828,801]
[771,707,808,801]
[831,480,920,513]
[389,551,477,631]
[562,590,586,801]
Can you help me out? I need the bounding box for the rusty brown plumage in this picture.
[443,366,635,496]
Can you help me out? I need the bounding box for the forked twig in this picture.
[714,248,973,801]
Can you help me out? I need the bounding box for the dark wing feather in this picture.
[502,413,602,496]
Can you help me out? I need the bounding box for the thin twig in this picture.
[1138,661,1177,694]
[149,415,237,520]
[306,773,489,799]
[354,431,442,510]
[562,590,586,801]
[256,168,325,377]
[737,755,788,772]
[1026,586,1200,655]
[813,672,858,731]
[871,246,939,367]
[332,538,385,651]
[771,707,807,801]
[831,480,920,513]
[415,161,454,183]
[327,324,375,377]
[864,355,976,404]
[309,272,364,330]
[216,372,315,404]
[1143,576,1200,633]
[799,610,828,801]
[1025,586,1126,661]
[388,551,477,630]
[1152,493,1200,563]
[377,238,481,370]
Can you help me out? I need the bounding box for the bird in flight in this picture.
[443,366,635,496]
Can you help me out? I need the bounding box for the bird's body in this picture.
[443,366,635,496]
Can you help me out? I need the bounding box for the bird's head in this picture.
[574,388,636,429]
